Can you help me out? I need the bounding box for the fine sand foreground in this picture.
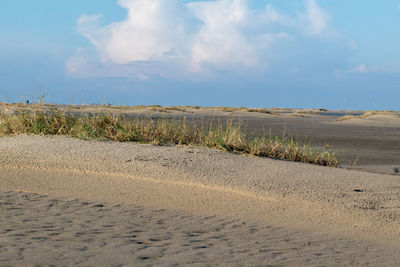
[1,135,400,265]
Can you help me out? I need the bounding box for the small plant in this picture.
[246,108,272,114]
[336,115,356,121]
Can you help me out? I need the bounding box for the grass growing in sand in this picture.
[0,106,339,167]
[337,110,399,121]
[1,102,280,115]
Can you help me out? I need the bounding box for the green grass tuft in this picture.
[0,108,340,167]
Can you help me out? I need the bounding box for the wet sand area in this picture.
[1,135,400,265]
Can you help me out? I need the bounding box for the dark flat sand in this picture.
[235,113,400,173]
[0,135,400,265]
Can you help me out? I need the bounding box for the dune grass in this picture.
[359,111,398,118]
[0,107,339,167]
[337,110,398,121]
[1,103,287,116]
[336,115,356,121]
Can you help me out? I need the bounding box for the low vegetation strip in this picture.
[0,108,339,167]
[337,111,399,121]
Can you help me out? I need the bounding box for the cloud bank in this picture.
[67,0,334,79]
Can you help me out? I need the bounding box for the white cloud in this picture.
[77,14,103,33]
[68,0,334,78]
[188,0,258,71]
[78,0,188,64]
[355,64,368,73]
[264,4,291,24]
[335,64,378,76]
[301,0,330,36]
[66,49,89,75]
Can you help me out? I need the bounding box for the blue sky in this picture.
[1,0,400,109]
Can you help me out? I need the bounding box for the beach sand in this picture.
[1,135,400,265]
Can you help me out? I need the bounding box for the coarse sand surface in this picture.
[1,135,400,265]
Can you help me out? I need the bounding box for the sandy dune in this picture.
[1,135,400,265]
[334,114,400,127]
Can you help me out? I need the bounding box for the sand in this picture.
[334,114,400,128]
[1,135,400,265]
[3,104,400,172]
[1,191,398,266]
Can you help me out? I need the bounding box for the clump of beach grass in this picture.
[336,115,357,121]
[0,108,339,167]
[245,108,272,114]
[359,111,397,118]
[337,110,398,121]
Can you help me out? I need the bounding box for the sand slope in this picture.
[1,135,400,265]
[334,114,400,127]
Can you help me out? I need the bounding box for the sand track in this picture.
[1,135,400,265]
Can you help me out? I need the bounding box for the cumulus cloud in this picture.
[68,0,334,78]
[188,0,258,71]
[77,0,188,64]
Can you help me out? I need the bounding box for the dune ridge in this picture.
[1,135,400,238]
[1,135,400,265]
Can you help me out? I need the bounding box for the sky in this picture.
[1,0,400,110]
